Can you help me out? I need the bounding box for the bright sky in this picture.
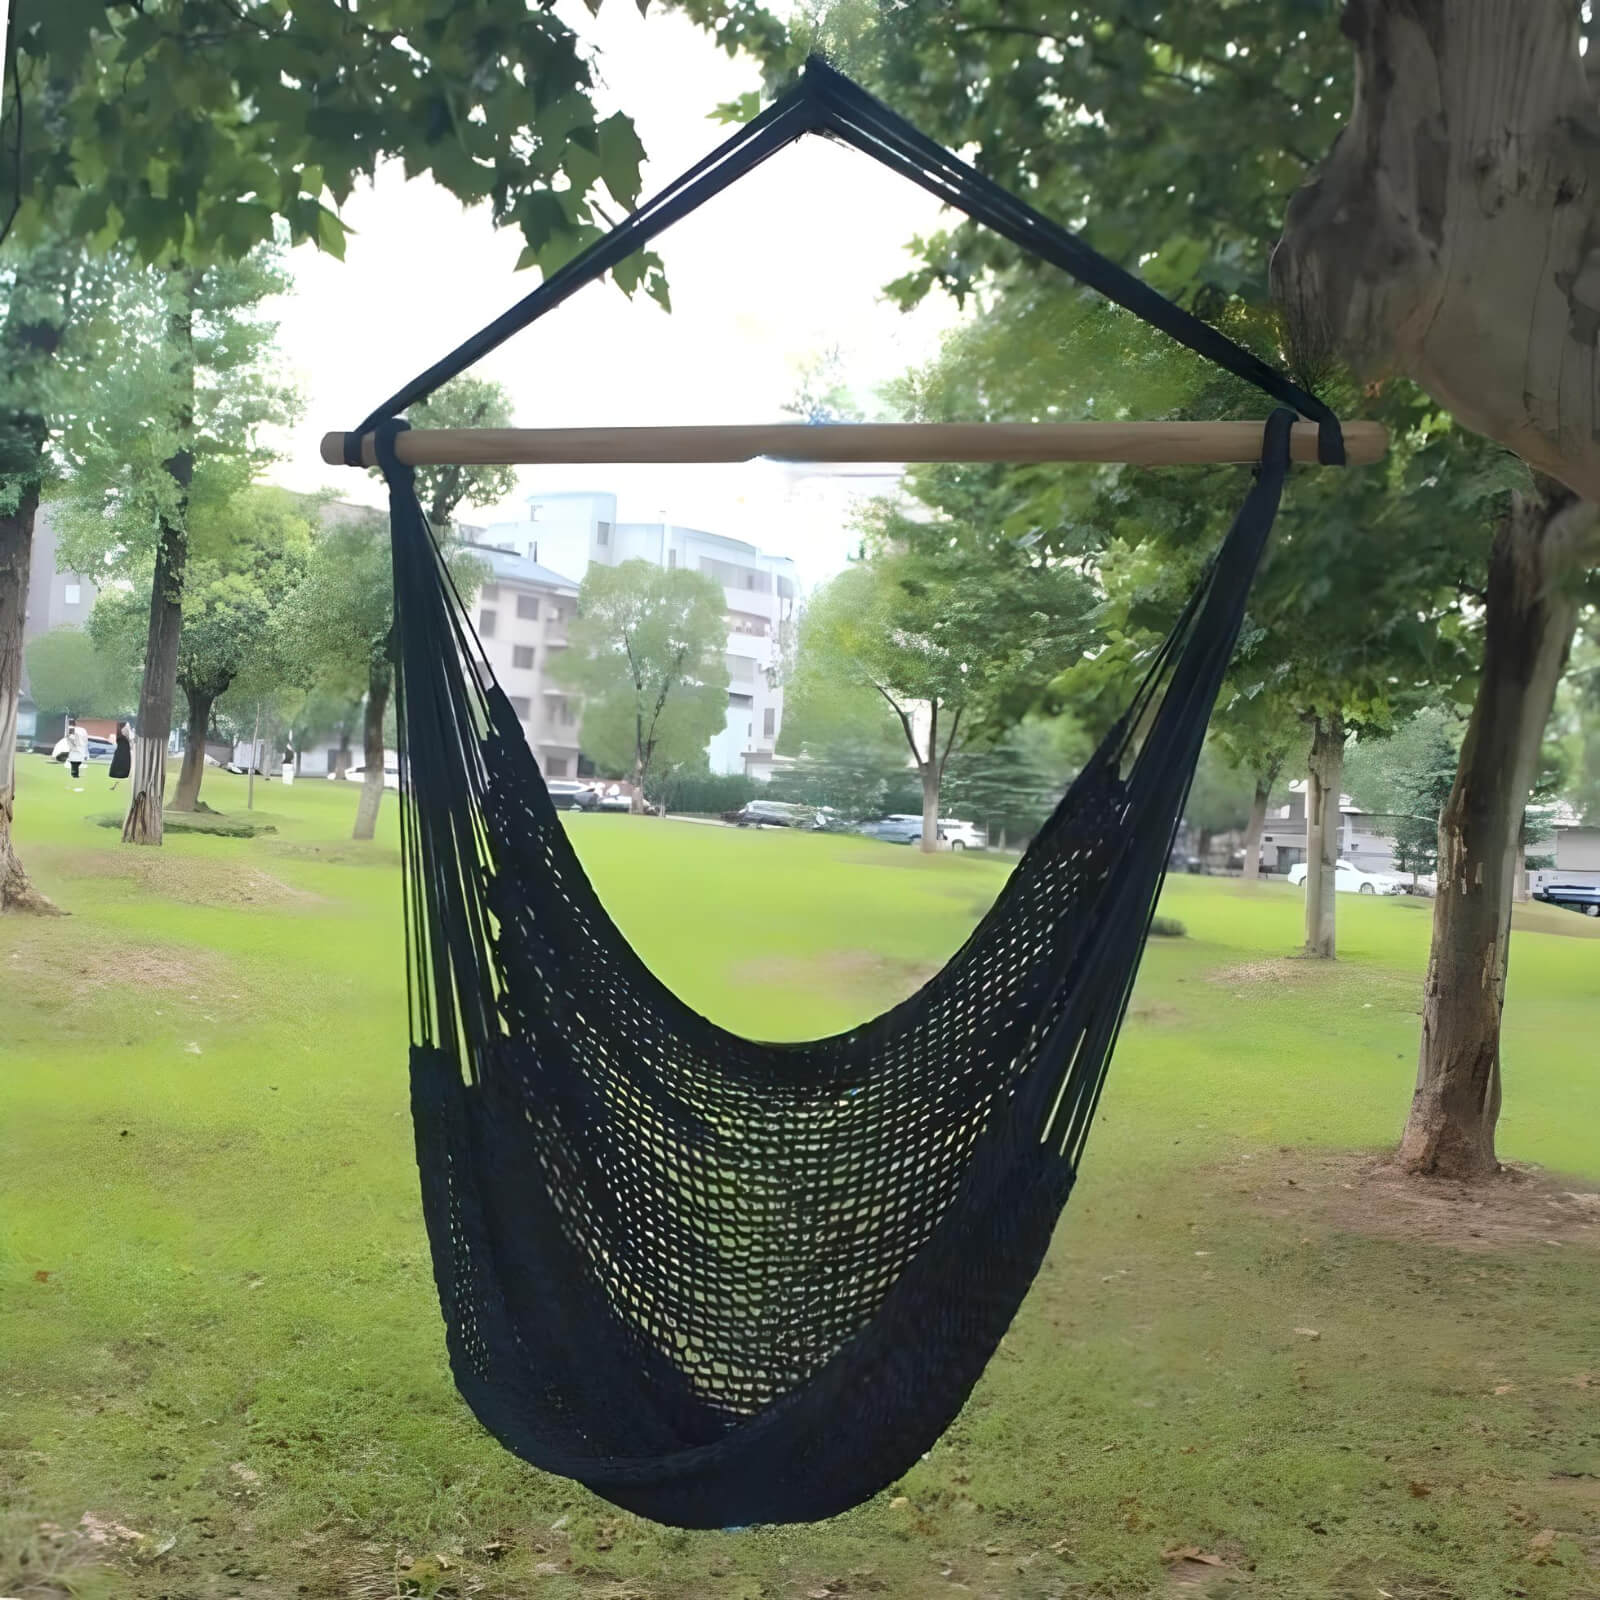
[267,1,966,588]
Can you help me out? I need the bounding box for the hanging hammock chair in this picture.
[330,59,1374,1530]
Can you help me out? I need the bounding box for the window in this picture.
[479,608,498,637]
[508,695,532,718]
[517,594,540,620]
[480,582,500,600]
[667,548,677,570]
[763,707,776,738]
[64,582,81,606]
[728,692,753,709]
[596,521,611,547]
[549,602,571,625]
[728,611,770,638]
[546,756,569,778]
[513,645,535,670]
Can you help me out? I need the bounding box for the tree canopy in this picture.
[554,560,731,804]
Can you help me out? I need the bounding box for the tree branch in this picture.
[875,681,923,766]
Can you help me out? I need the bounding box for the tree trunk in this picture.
[1399,490,1588,1177]
[334,721,352,778]
[1,483,60,916]
[352,664,391,841]
[1303,713,1344,959]
[920,762,941,854]
[123,266,198,847]
[1241,778,1270,883]
[169,685,214,812]
[1274,1,1600,508]
[0,240,73,914]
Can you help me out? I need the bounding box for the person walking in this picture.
[64,718,89,789]
[109,721,132,790]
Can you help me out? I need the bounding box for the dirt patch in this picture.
[1129,1001,1186,1025]
[1235,1149,1600,1252]
[5,924,231,995]
[60,850,319,909]
[734,950,939,1001]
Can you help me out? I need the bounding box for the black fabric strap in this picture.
[348,57,1343,464]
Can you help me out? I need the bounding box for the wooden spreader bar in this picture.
[322,420,1386,470]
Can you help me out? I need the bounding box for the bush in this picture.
[652,770,756,817]
[1149,916,1186,938]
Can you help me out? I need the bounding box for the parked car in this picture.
[882,815,985,850]
[1534,881,1600,917]
[546,779,598,811]
[728,800,823,829]
[1286,859,1403,895]
[594,784,633,813]
[857,816,942,846]
[324,761,403,790]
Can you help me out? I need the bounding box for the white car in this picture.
[939,819,988,852]
[1287,859,1403,895]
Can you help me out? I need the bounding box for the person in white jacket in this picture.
[64,719,89,786]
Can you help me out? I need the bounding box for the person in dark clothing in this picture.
[109,721,132,789]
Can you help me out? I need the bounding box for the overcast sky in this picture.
[266,0,965,589]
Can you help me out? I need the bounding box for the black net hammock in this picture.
[340,59,1348,1529]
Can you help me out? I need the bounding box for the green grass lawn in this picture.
[1,756,1596,1600]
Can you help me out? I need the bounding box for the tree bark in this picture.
[123,266,199,848]
[0,240,73,914]
[1303,713,1344,959]
[920,762,941,854]
[1,479,59,915]
[1273,0,1600,506]
[1398,489,1591,1177]
[1241,777,1270,882]
[169,685,215,812]
[352,663,390,841]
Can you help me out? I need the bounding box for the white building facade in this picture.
[464,545,585,779]
[480,491,798,781]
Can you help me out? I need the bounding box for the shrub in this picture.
[652,770,756,817]
[1149,916,1186,938]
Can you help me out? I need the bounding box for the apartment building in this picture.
[479,490,799,780]
[463,544,585,779]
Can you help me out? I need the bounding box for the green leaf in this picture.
[315,205,347,260]
[595,112,647,210]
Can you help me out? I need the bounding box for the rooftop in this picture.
[464,543,582,592]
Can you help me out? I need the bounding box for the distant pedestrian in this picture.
[109,721,132,789]
[64,719,89,787]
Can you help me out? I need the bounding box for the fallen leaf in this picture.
[33,1270,50,1282]
[1494,1383,1516,1395]
[1407,1481,1431,1498]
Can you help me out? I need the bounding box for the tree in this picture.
[1212,693,1304,882]
[941,718,1087,850]
[53,248,294,842]
[554,561,730,811]
[289,506,459,842]
[298,381,514,840]
[90,487,312,812]
[403,378,519,535]
[1268,4,1600,1176]
[0,228,80,912]
[789,522,1096,850]
[1,0,657,885]
[22,625,131,718]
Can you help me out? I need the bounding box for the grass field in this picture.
[1,756,1597,1600]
